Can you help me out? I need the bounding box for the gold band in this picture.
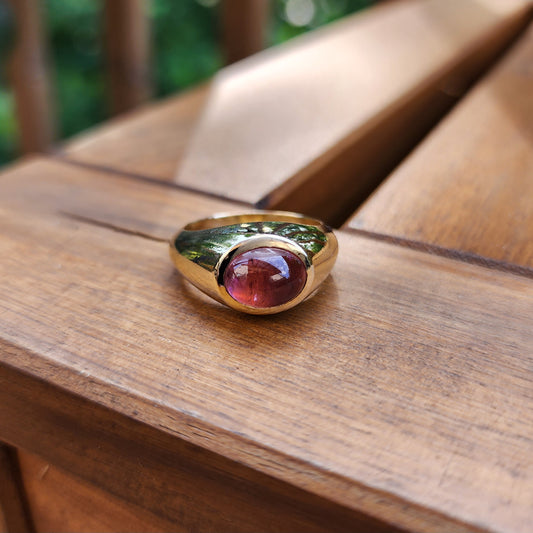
[169,211,338,314]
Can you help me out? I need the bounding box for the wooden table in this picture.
[1,2,532,532]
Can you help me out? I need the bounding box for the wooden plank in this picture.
[346,25,533,268]
[8,0,55,154]
[221,0,270,64]
[0,159,533,532]
[0,445,33,533]
[16,450,180,533]
[60,85,209,182]
[103,0,151,115]
[60,0,532,227]
[175,0,532,226]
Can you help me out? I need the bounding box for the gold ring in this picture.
[169,211,338,315]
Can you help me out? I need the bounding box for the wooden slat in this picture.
[1,159,533,532]
[221,0,270,64]
[0,445,33,533]
[61,0,532,227]
[17,450,179,533]
[346,24,533,268]
[60,85,209,181]
[175,0,532,226]
[8,0,55,154]
[104,0,151,115]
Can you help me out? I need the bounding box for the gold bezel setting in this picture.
[169,211,338,315]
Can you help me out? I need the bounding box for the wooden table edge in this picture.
[0,308,500,533]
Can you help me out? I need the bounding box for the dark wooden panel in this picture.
[18,450,184,533]
[0,445,33,533]
[0,505,6,533]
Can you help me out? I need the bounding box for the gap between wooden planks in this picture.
[347,23,533,269]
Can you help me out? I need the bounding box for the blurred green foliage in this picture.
[46,0,106,139]
[0,0,372,165]
[271,0,373,42]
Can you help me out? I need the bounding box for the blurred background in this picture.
[0,0,373,166]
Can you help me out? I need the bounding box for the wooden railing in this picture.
[6,0,270,155]
[8,0,55,154]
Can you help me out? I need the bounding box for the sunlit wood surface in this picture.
[347,25,533,270]
[1,1,533,532]
[64,0,531,226]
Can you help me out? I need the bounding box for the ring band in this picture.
[169,211,338,315]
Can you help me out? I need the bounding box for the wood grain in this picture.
[16,450,181,533]
[0,445,33,533]
[176,0,532,226]
[60,85,209,182]
[104,0,151,115]
[347,25,533,268]
[59,0,532,227]
[1,159,533,532]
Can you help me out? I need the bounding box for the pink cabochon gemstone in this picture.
[223,247,307,308]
